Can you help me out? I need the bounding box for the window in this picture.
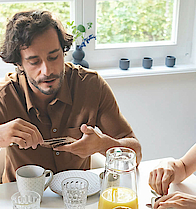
[0,0,74,74]
[82,0,195,69]
[96,0,177,47]
[0,0,71,41]
[0,0,195,73]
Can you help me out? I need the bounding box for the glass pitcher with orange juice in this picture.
[98,147,138,209]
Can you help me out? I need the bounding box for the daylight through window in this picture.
[0,1,71,42]
[96,0,177,47]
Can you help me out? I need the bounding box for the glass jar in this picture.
[98,147,138,209]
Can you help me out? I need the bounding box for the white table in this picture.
[1,158,196,208]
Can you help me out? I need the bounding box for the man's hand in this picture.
[53,124,119,158]
[154,192,196,209]
[0,118,43,149]
[149,160,176,195]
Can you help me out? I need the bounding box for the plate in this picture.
[49,170,100,197]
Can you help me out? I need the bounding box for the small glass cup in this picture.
[11,191,41,209]
[61,177,89,209]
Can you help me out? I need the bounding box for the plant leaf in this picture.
[67,21,71,26]
[77,24,86,33]
[87,22,93,29]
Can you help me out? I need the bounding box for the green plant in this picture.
[66,21,96,49]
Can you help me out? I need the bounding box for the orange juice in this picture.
[98,187,138,209]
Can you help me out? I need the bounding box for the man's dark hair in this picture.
[0,10,73,66]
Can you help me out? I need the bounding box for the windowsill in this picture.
[96,64,196,80]
[0,64,195,81]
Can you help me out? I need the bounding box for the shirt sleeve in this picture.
[96,74,134,139]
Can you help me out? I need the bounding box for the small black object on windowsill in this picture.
[165,55,176,67]
[119,58,130,70]
[142,57,153,69]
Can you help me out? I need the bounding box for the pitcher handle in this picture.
[44,170,53,191]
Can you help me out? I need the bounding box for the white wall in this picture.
[191,0,196,65]
[106,72,196,161]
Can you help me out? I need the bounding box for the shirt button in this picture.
[53,128,57,133]
[56,152,60,156]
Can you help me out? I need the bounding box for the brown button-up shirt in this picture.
[0,62,133,183]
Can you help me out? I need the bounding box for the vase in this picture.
[72,45,89,68]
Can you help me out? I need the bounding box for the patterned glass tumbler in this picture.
[61,177,89,209]
[11,191,41,209]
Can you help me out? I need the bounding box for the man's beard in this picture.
[27,70,65,95]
